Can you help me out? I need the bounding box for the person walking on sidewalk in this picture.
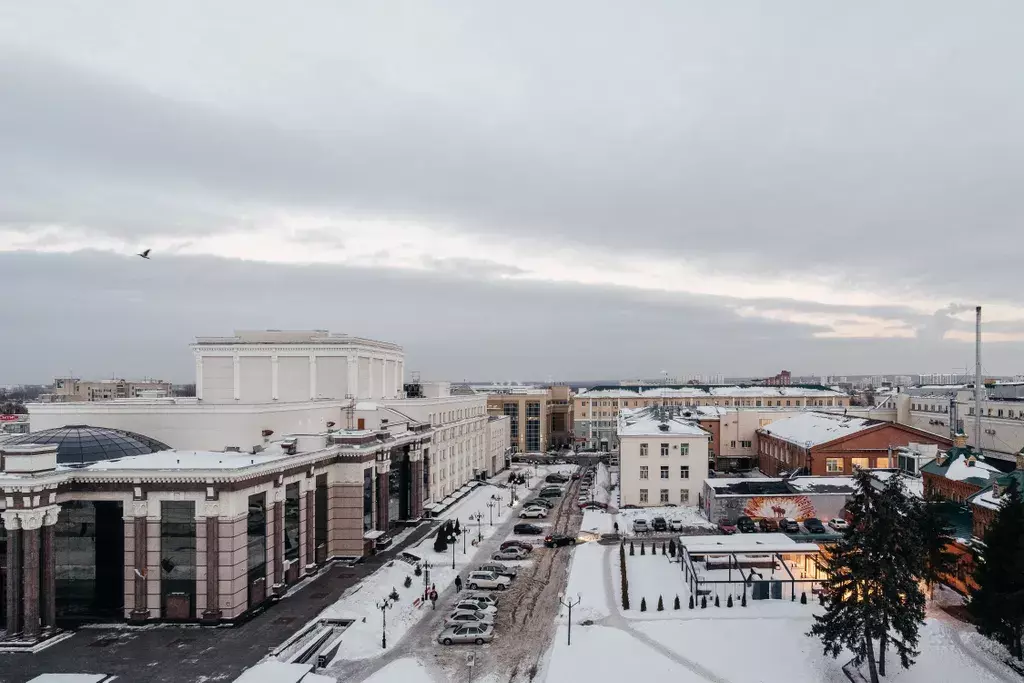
[454,575,463,593]
[430,589,438,609]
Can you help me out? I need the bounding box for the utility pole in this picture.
[449,528,458,569]
[559,594,582,646]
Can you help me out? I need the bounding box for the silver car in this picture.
[462,592,499,608]
[437,623,495,646]
[454,599,498,615]
[492,548,528,561]
[444,609,495,627]
[476,563,518,579]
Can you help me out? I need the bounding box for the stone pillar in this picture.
[21,526,41,640]
[41,507,59,633]
[375,462,390,532]
[195,355,204,400]
[232,354,241,401]
[411,455,424,519]
[303,488,315,572]
[129,506,150,624]
[309,354,318,400]
[272,499,284,589]
[201,516,221,624]
[3,511,22,638]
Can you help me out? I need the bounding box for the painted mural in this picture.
[743,495,817,521]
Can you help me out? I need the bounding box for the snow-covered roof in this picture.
[577,385,846,400]
[758,412,883,448]
[232,661,315,683]
[617,408,710,438]
[679,533,821,554]
[707,476,857,496]
[81,445,291,471]
[971,489,1001,511]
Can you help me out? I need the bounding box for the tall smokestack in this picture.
[975,306,983,454]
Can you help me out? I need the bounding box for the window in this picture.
[660,466,669,479]
[680,443,689,456]
[660,489,669,504]
[640,443,648,456]
[826,458,843,473]
[740,440,752,448]
[639,465,649,479]
[680,466,689,479]
[730,441,736,448]
[660,443,669,456]
[852,457,870,470]
[680,489,690,504]
[639,489,649,503]
[284,482,300,562]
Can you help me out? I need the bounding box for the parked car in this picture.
[803,517,826,534]
[463,592,499,608]
[662,503,678,508]
[499,540,534,553]
[525,498,555,509]
[453,600,497,615]
[651,517,668,532]
[758,517,779,532]
[717,519,738,535]
[544,534,577,547]
[545,474,569,484]
[444,610,495,628]
[520,508,547,519]
[632,519,650,533]
[621,504,640,510]
[668,519,684,532]
[513,523,544,535]
[466,571,511,590]
[579,501,608,510]
[539,489,563,498]
[571,472,581,480]
[828,518,850,531]
[779,518,800,534]
[736,515,756,533]
[476,563,517,579]
[492,547,529,561]
[438,623,495,646]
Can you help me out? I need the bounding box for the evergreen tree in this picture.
[433,522,449,552]
[620,542,630,610]
[700,595,707,609]
[727,595,733,608]
[674,595,681,610]
[640,597,647,612]
[714,595,720,607]
[916,496,958,600]
[657,596,664,611]
[661,541,666,555]
[741,592,747,607]
[969,479,1024,661]
[808,470,926,683]
[640,541,646,555]
[454,518,461,535]
[688,595,694,609]
[800,592,807,604]
[629,541,635,556]
[668,539,676,557]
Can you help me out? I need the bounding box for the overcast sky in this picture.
[2,1,1023,384]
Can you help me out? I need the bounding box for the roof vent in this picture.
[224,446,242,452]
[658,423,670,432]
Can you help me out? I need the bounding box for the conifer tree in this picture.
[661,541,666,555]
[916,495,958,600]
[714,595,720,607]
[620,542,630,610]
[433,521,449,552]
[657,595,664,611]
[969,479,1024,661]
[688,595,694,609]
[640,541,646,555]
[727,595,733,608]
[674,595,681,610]
[640,597,647,612]
[668,539,676,557]
[700,595,706,609]
[454,518,461,535]
[629,541,635,556]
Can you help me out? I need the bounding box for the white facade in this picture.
[896,389,1024,461]
[617,409,711,508]
[487,415,511,477]
[192,330,404,404]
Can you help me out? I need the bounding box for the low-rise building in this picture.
[481,385,554,453]
[50,378,173,402]
[702,476,856,525]
[487,415,511,476]
[617,406,710,507]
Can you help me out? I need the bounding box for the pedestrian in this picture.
[613,521,619,534]
[430,590,438,609]
[454,575,463,593]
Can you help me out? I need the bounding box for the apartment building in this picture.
[478,385,557,453]
[617,406,711,508]
[51,377,173,402]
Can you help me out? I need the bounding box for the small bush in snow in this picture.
[389,587,400,601]
[657,595,664,611]
[668,539,676,557]
[700,596,707,609]
[640,597,647,612]
[629,542,635,556]
[640,542,646,556]
[403,575,412,588]
[688,595,694,609]
[661,542,666,555]
[714,595,720,607]
[414,564,422,577]
[741,593,747,607]
[727,595,733,608]
[800,592,807,604]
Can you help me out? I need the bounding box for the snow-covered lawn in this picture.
[360,657,433,683]
[622,545,686,615]
[580,508,616,535]
[561,542,610,623]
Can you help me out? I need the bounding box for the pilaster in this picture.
[232,353,241,400]
[3,511,22,639]
[271,354,279,401]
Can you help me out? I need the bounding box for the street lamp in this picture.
[462,523,468,554]
[471,511,484,543]
[485,500,497,526]
[376,598,393,649]
[448,528,459,569]
[559,593,582,646]
[422,560,434,596]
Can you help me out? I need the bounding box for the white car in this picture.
[632,519,649,533]
[828,518,850,531]
[466,571,512,591]
[444,610,495,628]
[668,519,684,532]
[453,599,498,615]
[520,507,547,519]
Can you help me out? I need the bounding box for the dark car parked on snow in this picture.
[526,498,556,509]
[514,523,544,535]
[803,517,826,534]
[736,516,756,533]
[544,534,577,548]
[779,518,801,534]
[500,540,534,553]
[758,517,779,532]
[651,517,668,532]
[539,489,563,498]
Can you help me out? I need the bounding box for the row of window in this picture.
[580,398,842,409]
[639,465,690,480]
[639,443,691,456]
[638,488,690,504]
[428,406,487,426]
[965,406,1024,419]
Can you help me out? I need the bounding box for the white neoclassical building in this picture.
[618,406,711,508]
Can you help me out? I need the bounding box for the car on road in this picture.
[779,518,800,534]
[571,472,581,480]
[632,519,650,533]
[466,571,512,591]
[453,599,497,615]
[492,547,529,561]
[736,515,756,533]
[499,540,534,553]
[525,498,556,509]
[668,518,684,532]
[717,519,738,535]
[438,623,495,646]
[803,517,826,534]
[476,563,517,579]
[758,517,779,532]
[513,523,544,535]
[444,610,495,628]
[544,534,577,547]
[828,518,850,531]
[520,507,547,519]
[545,474,570,483]
[651,517,668,532]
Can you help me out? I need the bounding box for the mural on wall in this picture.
[743,496,816,521]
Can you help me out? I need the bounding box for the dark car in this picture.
[545,474,569,484]
[544,534,577,548]
[525,497,556,509]
[500,540,534,553]
[571,472,581,480]
[579,501,608,510]
[758,517,779,532]
[621,504,641,510]
[651,517,668,532]
[803,517,826,534]
[514,523,544,535]
[736,516,756,533]
[779,518,800,534]
[717,519,738,535]
[539,489,563,498]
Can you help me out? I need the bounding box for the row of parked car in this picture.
[436,561,520,646]
[631,516,686,533]
[717,516,849,535]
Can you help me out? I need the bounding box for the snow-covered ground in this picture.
[622,546,687,616]
[560,542,610,623]
[360,657,433,683]
[616,505,716,531]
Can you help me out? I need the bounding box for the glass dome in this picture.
[2,425,171,467]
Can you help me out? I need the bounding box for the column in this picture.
[309,354,318,400]
[129,505,150,623]
[411,456,424,519]
[375,462,390,532]
[195,355,204,400]
[41,506,59,633]
[271,355,279,401]
[303,488,315,572]
[397,360,404,396]
[347,356,358,399]
[232,354,241,400]
[3,511,21,638]
[272,499,284,588]
[21,525,40,640]
[201,516,221,624]
[380,359,387,400]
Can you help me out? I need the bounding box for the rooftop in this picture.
[920,447,1014,488]
[192,329,402,350]
[757,411,884,448]
[678,533,821,554]
[577,384,847,400]
[707,476,857,496]
[617,406,710,438]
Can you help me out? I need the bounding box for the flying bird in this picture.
[137,249,151,259]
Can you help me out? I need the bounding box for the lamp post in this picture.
[462,524,468,554]
[559,594,582,646]
[471,511,484,543]
[422,560,433,596]
[486,500,496,526]
[448,528,458,569]
[376,598,393,649]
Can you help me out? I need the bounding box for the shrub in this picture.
[700,595,707,609]
[741,593,747,607]
[674,595,681,610]
[668,539,676,557]
[640,597,647,612]
[389,587,400,601]
[629,542,635,556]
[403,575,412,588]
[688,595,694,609]
[657,596,664,611]
[727,595,733,608]
[620,542,630,610]
[414,564,422,577]
[800,592,807,604]
[661,542,666,555]
[714,595,720,607]
[640,542,646,556]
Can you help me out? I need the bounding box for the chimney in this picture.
[953,432,968,449]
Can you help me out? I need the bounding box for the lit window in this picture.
[826,458,843,473]
[660,466,669,479]
[639,489,649,503]
[640,466,649,480]
[680,466,689,479]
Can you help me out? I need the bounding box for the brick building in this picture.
[967,453,1024,538]
[756,412,952,477]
